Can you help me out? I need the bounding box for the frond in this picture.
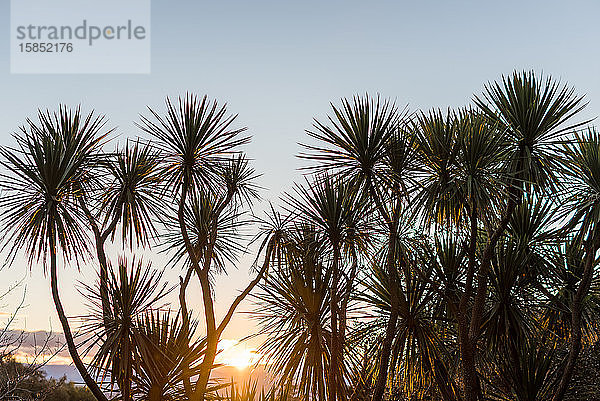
[0,106,109,267]
[102,139,164,248]
[475,70,588,188]
[137,94,250,194]
[300,94,409,186]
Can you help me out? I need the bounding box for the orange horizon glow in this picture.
[216,339,262,370]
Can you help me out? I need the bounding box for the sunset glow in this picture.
[217,339,261,370]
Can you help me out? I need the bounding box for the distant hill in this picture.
[42,364,273,391]
[43,365,83,383]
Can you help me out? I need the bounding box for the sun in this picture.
[225,348,259,370]
[217,339,260,370]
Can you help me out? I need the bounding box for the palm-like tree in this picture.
[359,245,459,400]
[133,310,218,401]
[139,94,275,400]
[254,223,334,400]
[79,139,163,328]
[300,95,404,186]
[475,71,589,190]
[300,95,415,401]
[79,258,171,399]
[284,174,370,401]
[161,188,249,273]
[479,198,558,400]
[100,140,163,247]
[412,109,465,226]
[413,106,509,400]
[251,72,593,400]
[438,71,588,401]
[0,106,109,401]
[81,258,222,401]
[551,129,600,400]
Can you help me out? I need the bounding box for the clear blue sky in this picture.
[1,0,599,339]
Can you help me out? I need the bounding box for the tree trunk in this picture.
[328,245,341,401]
[371,293,399,401]
[192,269,218,400]
[339,249,358,372]
[371,194,401,401]
[193,331,218,400]
[458,208,480,401]
[179,269,193,399]
[95,234,111,329]
[461,339,480,401]
[189,239,273,400]
[77,198,116,329]
[371,232,399,401]
[122,356,132,401]
[149,385,162,401]
[49,236,108,401]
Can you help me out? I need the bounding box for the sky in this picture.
[1,0,600,354]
